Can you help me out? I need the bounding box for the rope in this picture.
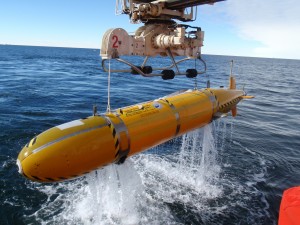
[107,59,111,113]
[194,57,198,90]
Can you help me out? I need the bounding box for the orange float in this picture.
[279,186,300,225]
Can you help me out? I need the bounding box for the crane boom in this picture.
[165,0,225,10]
[116,0,225,22]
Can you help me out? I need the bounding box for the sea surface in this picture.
[0,45,299,225]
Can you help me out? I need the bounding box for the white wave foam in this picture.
[27,122,271,224]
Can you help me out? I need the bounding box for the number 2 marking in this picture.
[112,35,118,48]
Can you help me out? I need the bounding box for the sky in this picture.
[0,0,299,60]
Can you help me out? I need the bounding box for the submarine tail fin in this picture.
[229,60,236,90]
[227,61,253,117]
[231,106,237,117]
[229,75,237,116]
[241,95,255,99]
[229,76,236,90]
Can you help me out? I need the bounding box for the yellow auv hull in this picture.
[17,88,245,182]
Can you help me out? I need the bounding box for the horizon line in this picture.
[1,43,299,61]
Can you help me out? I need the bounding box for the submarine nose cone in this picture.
[16,142,36,179]
[16,117,116,182]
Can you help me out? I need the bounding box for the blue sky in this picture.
[0,0,299,59]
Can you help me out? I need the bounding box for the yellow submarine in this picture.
[17,76,253,182]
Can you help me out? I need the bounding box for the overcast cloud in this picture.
[225,0,300,59]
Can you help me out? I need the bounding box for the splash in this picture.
[74,124,223,224]
[76,160,147,224]
[27,122,270,224]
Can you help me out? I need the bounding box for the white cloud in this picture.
[225,0,300,59]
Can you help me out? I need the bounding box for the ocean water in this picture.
[0,45,300,224]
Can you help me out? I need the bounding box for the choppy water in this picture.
[0,45,300,224]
